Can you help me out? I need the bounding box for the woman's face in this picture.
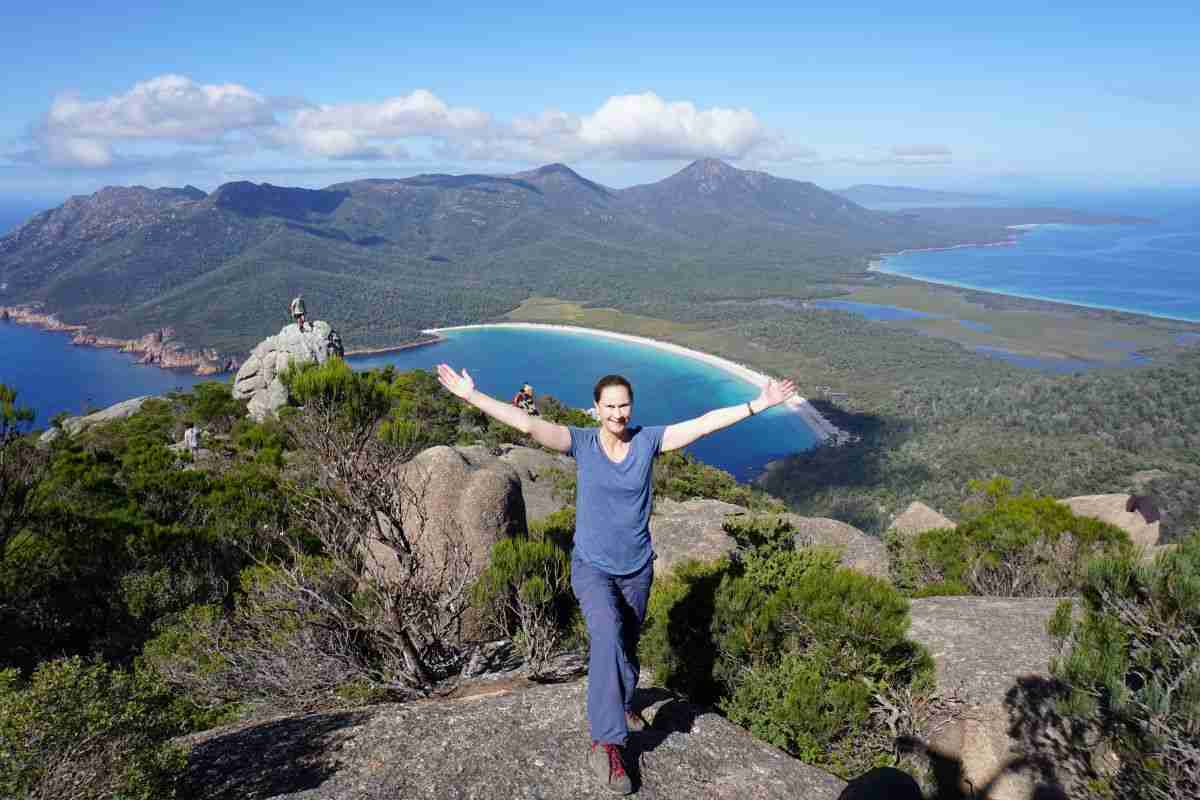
[594,384,632,436]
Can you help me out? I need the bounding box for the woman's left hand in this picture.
[758,378,797,409]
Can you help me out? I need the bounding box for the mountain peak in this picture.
[680,158,740,177]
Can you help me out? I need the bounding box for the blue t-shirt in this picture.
[568,425,666,575]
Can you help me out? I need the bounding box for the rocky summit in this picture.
[233,321,342,420]
[182,674,848,800]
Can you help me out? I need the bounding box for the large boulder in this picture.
[906,596,1064,800]
[181,676,847,799]
[454,443,576,523]
[649,497,747,576]
[39,395,158,444]
[783,514,890,581]
[889,501,956,537]
[362,445,526,639]
[232,321,341,421]
[1062,493,1160,548]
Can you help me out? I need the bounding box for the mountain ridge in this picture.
[0,160,1127,360]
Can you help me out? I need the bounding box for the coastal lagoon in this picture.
[1,322,819,481]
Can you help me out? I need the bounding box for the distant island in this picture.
[833,184,999,204]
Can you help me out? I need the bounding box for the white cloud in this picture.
[20,77,816,170]
[281,89,490,158]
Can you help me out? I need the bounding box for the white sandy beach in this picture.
[423,322,843,444]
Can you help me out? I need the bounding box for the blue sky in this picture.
[2,1,1197,207]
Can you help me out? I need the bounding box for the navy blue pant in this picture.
[571,556,654,746]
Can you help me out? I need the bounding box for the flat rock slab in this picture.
[650,498,747,576]
[183,678,846,800]
[908,596,1062,705]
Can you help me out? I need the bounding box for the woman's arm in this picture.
[661,378,796,452]
[436,364,572,453]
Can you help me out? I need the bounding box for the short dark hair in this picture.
[593,374,633,403]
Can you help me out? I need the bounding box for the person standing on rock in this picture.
[289,294,308,332]
[436,363,796,795]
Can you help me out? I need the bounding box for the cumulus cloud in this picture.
[20,77,815,169]
[33,74,278,167]
[280,89,490,159]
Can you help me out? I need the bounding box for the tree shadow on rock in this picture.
[893,731,1069,800]
[182,709,372,800]
[1004,675,1098,796]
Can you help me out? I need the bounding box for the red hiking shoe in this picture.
[588,741,633,795]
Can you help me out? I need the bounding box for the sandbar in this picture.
[423,322,843,444]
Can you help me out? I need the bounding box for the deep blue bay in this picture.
[0,321,206,424]
[875,189,1200,322]
[0,323,818,481]
[351,327,819,480]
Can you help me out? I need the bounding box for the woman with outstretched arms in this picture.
[436,363,796,795]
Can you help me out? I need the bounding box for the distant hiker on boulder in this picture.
[289,294,308,331]
[327,328,345,359]
[437,363,796,795]
[183,424,200,456]
[512,383,539,416]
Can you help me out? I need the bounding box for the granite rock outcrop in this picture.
[181,675,848,800]
[233,321,342,421]
[38,395,159,445]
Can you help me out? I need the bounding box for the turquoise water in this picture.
[0,321,206,423]
[876,190,1200,322]
[0,323,818,481]
[351,327,819,481]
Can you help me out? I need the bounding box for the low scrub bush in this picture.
[0,657,186,800]
[888,478,1132,597]
[473,536,573,676]
[653,450,784,511]
[1013,535,1200,799]
[639,533,931,778]
[144,558,384,710]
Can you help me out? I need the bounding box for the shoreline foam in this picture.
[423,322,845,445]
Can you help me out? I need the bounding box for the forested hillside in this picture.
[0,160,1087,355]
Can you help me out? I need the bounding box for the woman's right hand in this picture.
[437,363,476,401]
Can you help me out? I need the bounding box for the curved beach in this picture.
[423,322,844,444]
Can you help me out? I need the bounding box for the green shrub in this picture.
[653,450,784,511]
[186,381,243,434]
[889,478,1132,597]
[143,558,373,709]
[473,536,573,676]
[1023,535,1200,799]
[639,557,732,700]
[0,657,186,800]
[639,535,930,779]
[528,505,575,552]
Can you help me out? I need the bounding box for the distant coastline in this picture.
[424,322,847,445]
[0,304,236,375]
[869,241,1200,325]
[345,334,444,357]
